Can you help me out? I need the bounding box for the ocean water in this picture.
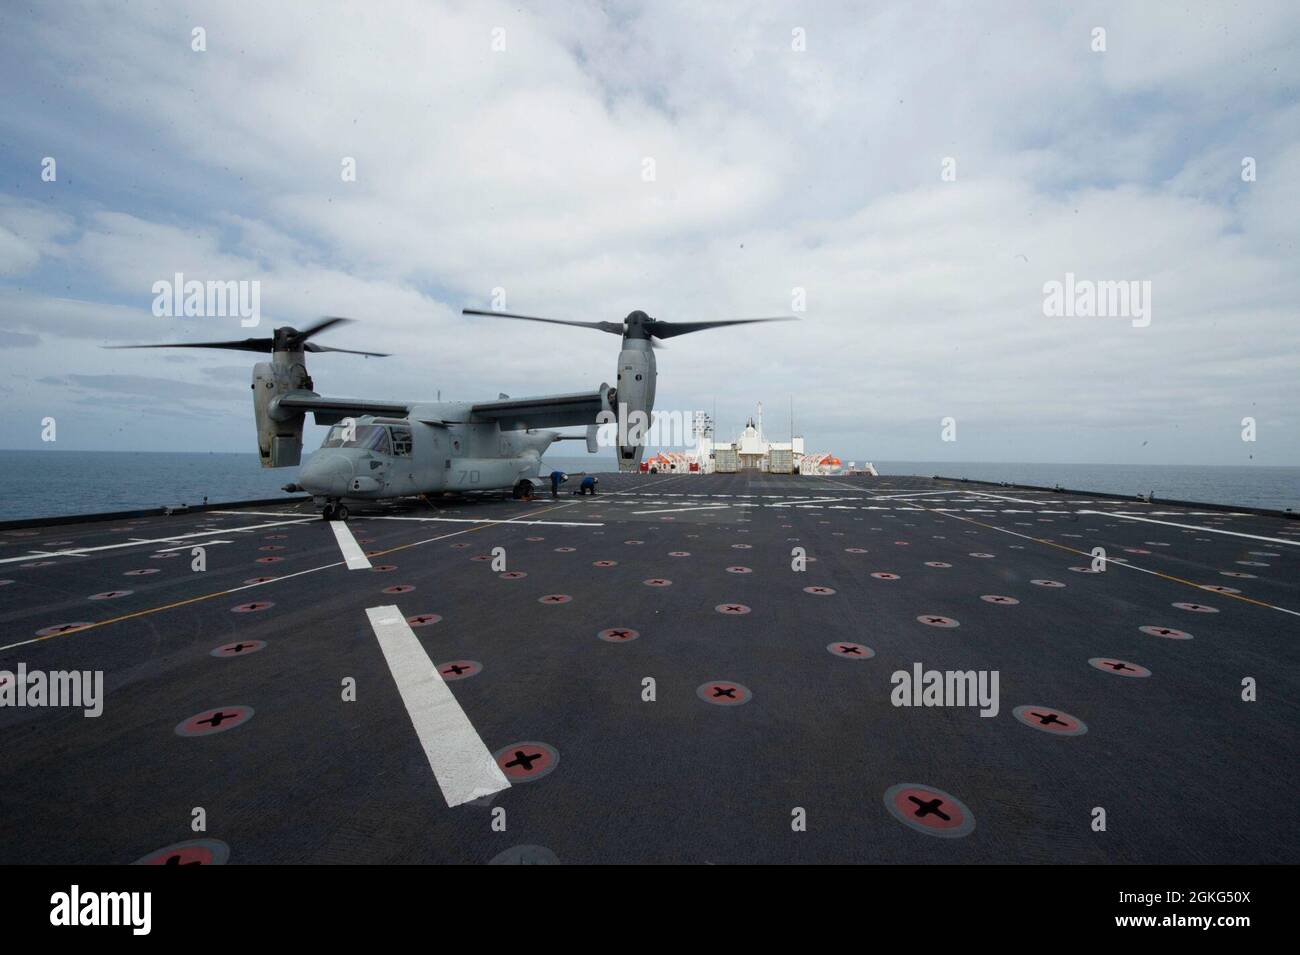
[0,450,1295,521]
[0,450,605,521]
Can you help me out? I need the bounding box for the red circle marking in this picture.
[827,642,874,659]
[406,613,442,627]
[1172,601,1218,613]
[592,560,617,567]
[499,571,527,579]
[980,595,1019,605]
[1199,584,1240,595]
[668,551,691,557]
[437,660,482,681]
[715,603,751,615]
[264,534,287,540]
[470,554,492,562]
[803,586,836,596]
[924,561,951,568]
[89,590,133,600]
[1031,579,1066,588]
[382,584,415,594]
[643,578,672,587]
[174,706,254,737]
[1068,566,1099,574]
[624,540,644,545]
[1140,625,1192,640]
[845,547,868,554]
[538,594,572,604]
[969,553,995,559]
[231,601,273,613]
[243,576,277,584]
[1088,657,1151,678]
[211,640,267,657]
[124,568,160,576]
[449,543,470,549]
[1220,571,1255,579]
[1123,548,1151,555]
[371,564,397,572]
[872,572,900,580]
[525,536,545,542]
[731,544,752,549]
[884,784,974,837]
[598,627,640,643]
[134,839,230,866]
[255,556,283,564]
[726,566,752,574]
[554,546,576,553]
[494,741,559,781]
[149,552,179,559]
[697,681,752,705]
[259,545,284,552]
[916,614,959,628]
[35,621,94,637]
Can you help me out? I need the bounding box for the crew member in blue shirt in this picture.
[549,469,568,499]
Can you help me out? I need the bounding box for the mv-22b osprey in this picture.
[113,310,789,519]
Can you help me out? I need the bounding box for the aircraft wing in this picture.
[470,385,612,430]
[273,392,412,425]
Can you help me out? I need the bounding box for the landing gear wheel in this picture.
[335,504,350,522]
[512,480,534,501]
[321,504,336,521]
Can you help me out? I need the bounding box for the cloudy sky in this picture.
[0,0,1297,466]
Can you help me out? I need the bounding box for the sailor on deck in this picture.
[549,470,568,499]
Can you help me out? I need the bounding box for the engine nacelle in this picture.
[253,359,306,468]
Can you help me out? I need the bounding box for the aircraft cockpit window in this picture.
[390,428,413,457]
[322,424,391,454]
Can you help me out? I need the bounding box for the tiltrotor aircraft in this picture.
[111,310,789,519]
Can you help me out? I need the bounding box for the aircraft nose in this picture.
[299,453,352,496]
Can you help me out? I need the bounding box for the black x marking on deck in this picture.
[712,687,737,698]
[505,750,541,771]
[1031,711,1065,726]
[197,711,237,727]
[908,796,951,821]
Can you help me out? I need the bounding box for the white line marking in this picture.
[363,516,603,527]
[632,504,733,515]
[967,490,1051,505]
[0,518,315,565]
[155,540,233,553]
[1076,511,1300,547]
[329,521,372,569]
[366,606,509,808]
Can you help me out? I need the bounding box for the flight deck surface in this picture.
[1,472,1296,864]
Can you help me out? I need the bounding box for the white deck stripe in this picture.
[632,504,733,515]
[0,518,315,565]
[329,521,372,569]
[366,606,510,808]
[1076,511,1300,547]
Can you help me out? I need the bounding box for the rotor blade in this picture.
[293,315,352,341]
[305,343,390,357]
[647,317,796,340]
[103,339,273,352]
[462,308,624,334]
